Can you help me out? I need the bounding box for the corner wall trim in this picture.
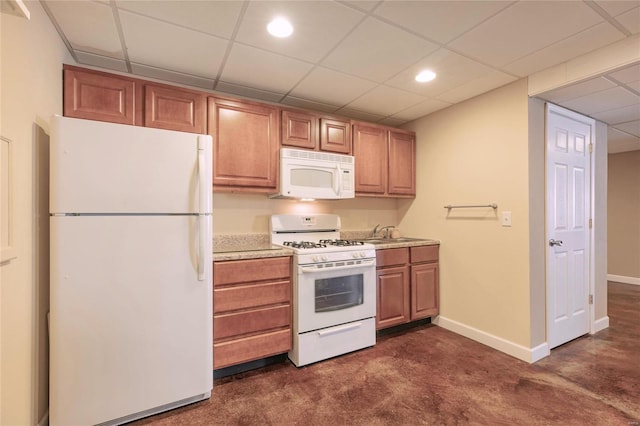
[592,316,610,334]
[607,274,640,286]
[433,316,550,363]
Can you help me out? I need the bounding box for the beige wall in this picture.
[400,79,535,348]
[1,2,73,424]
[213,193,399,235]
[608,150,640,279]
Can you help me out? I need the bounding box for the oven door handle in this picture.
[300,259,375,273]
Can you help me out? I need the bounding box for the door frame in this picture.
[545,103,597,347]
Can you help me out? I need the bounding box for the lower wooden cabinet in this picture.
[376,245,439,330]
[213,256,292,369]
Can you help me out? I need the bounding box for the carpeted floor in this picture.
[133,282,640,425]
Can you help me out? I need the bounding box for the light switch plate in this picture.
[502,211,512,227]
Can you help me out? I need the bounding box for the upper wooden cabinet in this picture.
[281,109,351,154]
[353,123,387,195]
[388,129,416,196]
[320,118,351,154]
[64,65,206,134]
[144,83,206,134]
[208,97,279,192]
[281,109,316,150]
[63,65,141,126]
[353,122,416,198]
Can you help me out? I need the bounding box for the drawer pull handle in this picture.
[316,322,362,337]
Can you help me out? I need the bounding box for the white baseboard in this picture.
[433,316,550,363]
[592,316,609,334]
[607,274,640,286]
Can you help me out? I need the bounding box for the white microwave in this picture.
[271,148,355,199]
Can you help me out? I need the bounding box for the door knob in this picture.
[549,239,563,247]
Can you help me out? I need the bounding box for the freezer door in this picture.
[49,215,212,425]
[50,115,212,214]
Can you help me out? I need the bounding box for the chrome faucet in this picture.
[371,224,395,238]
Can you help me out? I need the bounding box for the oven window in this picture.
[315,274,363,312]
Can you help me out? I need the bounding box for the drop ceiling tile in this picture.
[119,10,227,79]
[390,98,452,121]
[437,71,516,104]
[607,127,640,153]
[385,48,504,97]
[131,63,215,90]
[341,1,380,13]
[538,77,617,103]
[502,22,625,77]
[379,117,409,127]
[215,81,284,103]
[235,1,364,63]
[562,86,640,114]
[374,0,512,44]
[334,108,384,123]
[289,67,376,107]
[449,1,603,67]
[220,43,313,94]
[280,97,341,114]
[608,63,640,84]
[45,0,123,58]
[321,17,439,83]
[591,103,640,124]
[75,51,128,73]
[344,85,426,117]
[115,0,243,39]
[615,119,640,137]
[594,1,639,17]
[615,6,640,34]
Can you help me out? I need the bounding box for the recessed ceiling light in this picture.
[415,70,436,83]
[267,17,293,38]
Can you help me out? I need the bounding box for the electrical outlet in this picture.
[502,211,512,227]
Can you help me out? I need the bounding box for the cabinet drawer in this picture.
[214,280,290,313]
[214,328,291,369]
[376,248,409,267]
[214,257,291,286]
[214,304,290,341]
[410,245,439,263]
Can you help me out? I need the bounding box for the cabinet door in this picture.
[282,109,317,149]
[353,123,387,195]
[411,263,439,320]
[376,265,410,329]
[320,118,351,154]
[388,130,416,196]
[63,66,140,125]
[208,97,279,191]
[144,84,206,133]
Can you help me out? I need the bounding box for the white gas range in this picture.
[270,214,377,367]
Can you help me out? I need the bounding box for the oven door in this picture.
[296,259,376,334]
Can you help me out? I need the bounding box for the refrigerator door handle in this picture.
[197,136,207,215]
[198,215,205,281]
[197,136,208,281]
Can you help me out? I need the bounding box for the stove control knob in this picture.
[321,255,328,262]
[352,252,360,259]
[312,255,320,262]
[360,252,367,258]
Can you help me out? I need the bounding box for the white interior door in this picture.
[546,104,593,349]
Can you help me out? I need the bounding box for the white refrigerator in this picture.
[49,115,213,425]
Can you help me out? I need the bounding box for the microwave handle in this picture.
[334,164,341,196]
